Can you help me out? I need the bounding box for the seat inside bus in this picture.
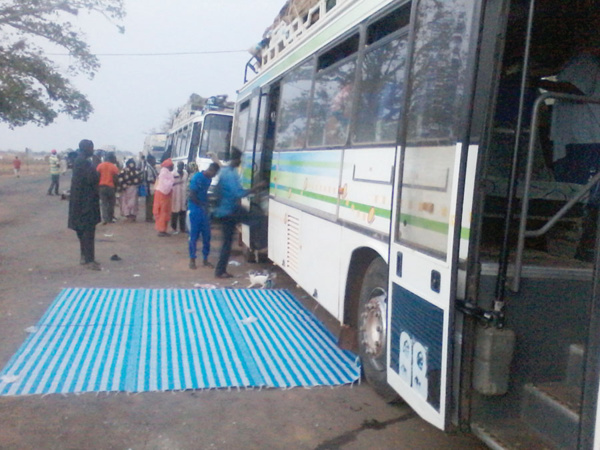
[481,0,600,264]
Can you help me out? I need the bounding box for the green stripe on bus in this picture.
[399,213,471,240]
[399,213,449,235]
[270,185,390,219]
[461,226,470,240]
[269,185,471,239]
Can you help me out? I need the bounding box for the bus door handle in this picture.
[431,270,441,293]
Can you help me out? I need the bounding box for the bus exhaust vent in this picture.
[286,213,301,276]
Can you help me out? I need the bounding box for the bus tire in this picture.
[358,257,400,403]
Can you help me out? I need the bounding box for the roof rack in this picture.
[245,0,352,81]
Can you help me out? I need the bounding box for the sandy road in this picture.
[0,172,484,449]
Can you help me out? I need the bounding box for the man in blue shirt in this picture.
[213,148,266,278]
[188,163,220,269]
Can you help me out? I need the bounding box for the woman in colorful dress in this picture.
[117,158,142,222]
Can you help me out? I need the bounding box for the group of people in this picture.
[68,140,265,277]
[150,148,265,278]
[94,153,157,225]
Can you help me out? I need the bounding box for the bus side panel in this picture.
[268,200,342,319]
[338,146,394,234]
[271,150,342,217]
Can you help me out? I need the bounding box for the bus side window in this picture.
[274,60,313,150]
[354,4,411,144]
[307,34,359,147]
[354,36,408,144]
[233,100,250,151]
[189,122,201,162]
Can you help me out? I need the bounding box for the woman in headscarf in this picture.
[153,158,175,237]
[117,158,141,222]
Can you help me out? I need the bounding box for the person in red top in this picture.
[13,156,21,177]
[96,152,120,224]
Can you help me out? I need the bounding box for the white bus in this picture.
[143,133,167,161]
[165,96,234,170]
[234,0,600,447]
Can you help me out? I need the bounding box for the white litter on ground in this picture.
[1,374,19,384]
[241,316,258,325]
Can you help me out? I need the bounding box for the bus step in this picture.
[521,382,581,450]
[471,419,556,450]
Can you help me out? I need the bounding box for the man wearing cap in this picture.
[47,149,61,196]
[153,158,175,237]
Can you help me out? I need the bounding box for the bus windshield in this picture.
[199,114,233,161]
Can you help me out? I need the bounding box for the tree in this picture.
[0,0,125,128]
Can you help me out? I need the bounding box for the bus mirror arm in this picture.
[456,299,506,329]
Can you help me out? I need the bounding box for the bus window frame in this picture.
[271,4,414,152]
[352,28,410,146]
[273,57,316,152]
[199,113,234,161]
[305,30,360,149]
[244,93,261,153]
[189,121,202,162]
[307,52,359,148]
[233,98,251,150]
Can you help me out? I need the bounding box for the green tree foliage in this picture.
[0,0,125,127]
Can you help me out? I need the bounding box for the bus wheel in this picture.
[358,257,399,402]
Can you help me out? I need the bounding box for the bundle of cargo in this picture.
[249,0,346,72]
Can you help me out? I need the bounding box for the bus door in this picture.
[253,83,278,206]
[240,86,274,255]
[386,0,479,430]
[249,84,279,255]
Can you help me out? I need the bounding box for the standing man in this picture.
[188,162,220,269]
[68,139,101,270]
[153,158,175,237]
[13,156,21,177]
[47,149,61,195]
[96,152,119,224]
[170,161,188,234]
[213,148,266,278]
[142,154,158,223]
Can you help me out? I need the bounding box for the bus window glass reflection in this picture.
[308,59,356,147]
[274,61,313,150]
[354,36,407,144]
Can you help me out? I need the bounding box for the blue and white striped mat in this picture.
[0,288,360,395]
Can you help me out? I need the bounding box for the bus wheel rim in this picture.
[360,287,387,370]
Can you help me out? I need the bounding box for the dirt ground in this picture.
[0,171,486,450]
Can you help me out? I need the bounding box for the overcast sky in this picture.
[0,0,283,153]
